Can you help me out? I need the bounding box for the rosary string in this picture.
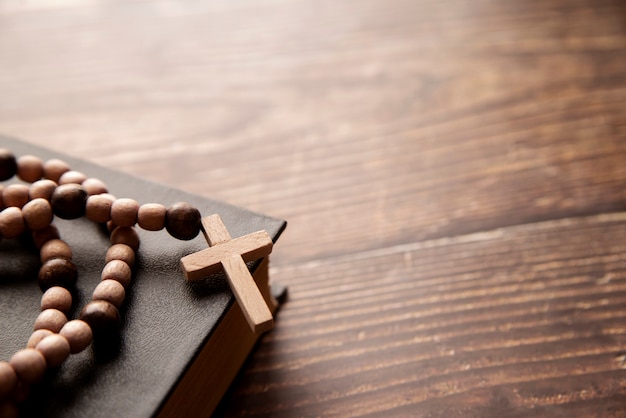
[0,149,202,417]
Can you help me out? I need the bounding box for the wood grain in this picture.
[1,0,626,416]
[229,214,626,416]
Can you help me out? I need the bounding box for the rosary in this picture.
[0,149,274,416]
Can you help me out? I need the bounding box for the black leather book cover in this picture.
[0,136,286,417]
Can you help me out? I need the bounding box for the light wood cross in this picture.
[180,214,274,334]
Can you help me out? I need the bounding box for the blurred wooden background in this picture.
[2,0,626,416]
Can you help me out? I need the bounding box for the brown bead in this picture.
[26,329,54,349]
[16,155,44,183]
[82,178,108,196]
[79,300,121,335]
[50,183,87,219]
[43,159,70,183]
[111,198,139,228]
[138,203,166,231]
[59,320,93,354]
[40,239,73,263]
[41,286,73,313]
[85,194,114,223]
[165,202,201,240]
[0,207,25,239]
[58,170,87,185]
[10,349,47,384]
[0,185,4,210]
[101,260,132,288]
[105,243,135,267]
[92,279,125,308]
[32,224,60,249]
[36,334,71,368]
[0,361,17,398]
[110,226,140,251]
[2,184,29,208]
[22,198,53,231]
[29,179,57,201]
[34,308,67,333]
[106,220,117,233]
[38,258,78,291]
[0,149,17,181]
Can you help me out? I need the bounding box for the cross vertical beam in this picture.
[180,214,274,335]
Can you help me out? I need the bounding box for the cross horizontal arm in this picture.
[180,230,273,281]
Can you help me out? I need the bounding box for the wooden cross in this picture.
[180,214,274,335]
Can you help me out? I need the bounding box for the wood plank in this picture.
[2,0,626,416]
[1,0,626,265]
[221,214,626,416]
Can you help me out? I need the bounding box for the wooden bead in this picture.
[26,329,54,349]
[21,198,53,231]
[43,158,70,183]
[2,184,29,208]
[107,220,118,232]
[85,194,114,223]
[79,300,121,335]
[110,226,140,251]
[9,349,47,384]
[111,198,139,228]
[34,308,67,333]
[0,149,17,181]
[16,155,44,183]
[58,170,87,185]
[0,207,25,239]
[40,239,73,263]
[41,286,72,313]
[32,224,60,249]
[36,334,71,368]
[165,202,201,240]
[38,258,78,291]
[29,179,57,201]
[50,183,87,219]
[101,260,132,288]
[59,320,93,354]
[138,203,166,231]
[93,280,126,308]
[82,178,108,196]
[106,243,135,266]
[0,361,17,398]
[0,185,4,210]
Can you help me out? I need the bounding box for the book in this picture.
[0,135,287,417]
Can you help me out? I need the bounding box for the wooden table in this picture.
[2,0,626,416]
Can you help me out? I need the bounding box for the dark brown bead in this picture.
[79,300,121,335]
[0,149,17,181]
[50,183,88,219]
[38,258,78,291]
[165,202,201,240]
